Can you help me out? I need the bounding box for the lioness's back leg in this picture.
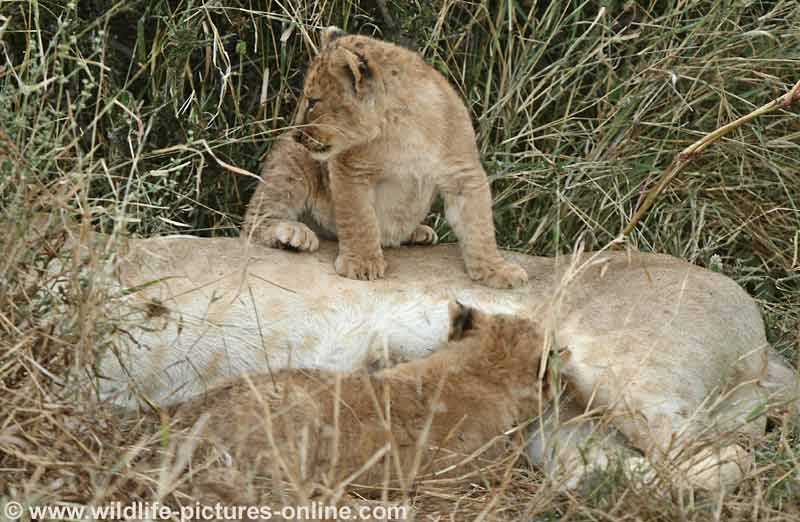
[529,397,755,493]
[438,166,528,289]
[243,136,323,252]
[528,399,635,491]
[603,381,762,491]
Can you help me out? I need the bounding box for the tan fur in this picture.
[243,28,528,288]
[74,235,799,492]
[176,308,547,489]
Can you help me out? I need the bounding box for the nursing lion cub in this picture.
[178,305,548,488]
[243,28,528,289]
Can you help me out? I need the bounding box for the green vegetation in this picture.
[1,0,798,519]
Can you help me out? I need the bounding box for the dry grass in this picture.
[1,0,799,520]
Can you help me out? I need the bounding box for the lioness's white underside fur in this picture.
[92,236,798,492]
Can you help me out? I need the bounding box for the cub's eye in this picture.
[307,97,321,112]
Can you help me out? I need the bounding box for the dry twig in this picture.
[623,79,800,237]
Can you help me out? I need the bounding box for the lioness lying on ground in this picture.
[243,27,527,289]
[72,231,798,493]
[176,305,548,492]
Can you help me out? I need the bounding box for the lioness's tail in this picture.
[762,348,800,418]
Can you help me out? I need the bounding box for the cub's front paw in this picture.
[335,252,386,281]
[469,261,528,289]
[266,222,319,252]
[406,224,438,245]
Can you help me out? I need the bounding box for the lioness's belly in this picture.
[99,238,521,407]
[94,237,770,421]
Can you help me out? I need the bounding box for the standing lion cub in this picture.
[243,27,528,289]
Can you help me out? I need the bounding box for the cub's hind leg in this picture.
[405,224,438,246]
[243,136,322,252]
[438,166,528,289]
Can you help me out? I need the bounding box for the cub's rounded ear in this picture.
[331,47,375,97]
[448,301,476,341]
[320,26,347,48]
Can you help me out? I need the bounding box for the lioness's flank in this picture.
[98,236,799,492]
[177,305,548,488]
[243,27,528,289]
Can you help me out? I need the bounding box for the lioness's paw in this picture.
[335,252,386,281]
[407,224,438,245]
[469,262,528,289]
[268,222,319,252]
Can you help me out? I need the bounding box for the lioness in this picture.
[91,235,799,493]
[177,305,548,489]
[243,27,528,289]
